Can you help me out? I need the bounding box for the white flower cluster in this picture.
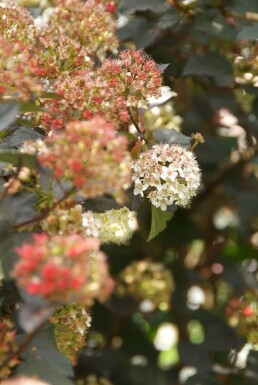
[131,144,201,210]
[82,207,137,245]
[20,139,47,154]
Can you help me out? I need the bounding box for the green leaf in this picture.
[183,53,234,86]
[148,205,174,241]
[0,150,39,169]
[153,128,191,147]
[0,102,19,131]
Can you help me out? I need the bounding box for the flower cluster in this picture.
[0,37,44,101]
[42,205,137,245]
[40,49,163,131]
[41,205,84,235]
[131,144,201,210]
[118,260,174,311]
[0,318,19,380]
[82,207,138,245]
[50,304,91,364]
[43,0,118,58]
[35,35,93,80]
[225,290,258,346]
[98,49,163,109]
[144,103,183,134]
[12,233,114,305]
[38,117,131,202]
[0,2,37,47]
[40,71,96,131]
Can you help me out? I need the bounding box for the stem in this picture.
[13,187,75,231]
[127,108,151,148]
[127,107,142,135]
[0,319,47,373]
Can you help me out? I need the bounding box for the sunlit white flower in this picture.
[131,144,201,210]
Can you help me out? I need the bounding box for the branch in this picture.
[193,143,258,206]
[127,108,151,148]
[13,187,75,231]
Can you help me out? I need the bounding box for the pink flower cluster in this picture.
[12,233,114,305]
[38,117,131,201]
[35,35,93,80]
[98,49,163,108]
[0,319,19,380]
[41,49,163,131]
[0,2,37,47]
[43,0,118,58]
[0,37,44,101]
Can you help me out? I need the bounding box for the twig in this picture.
[13,187,75,231]
[127,107,142,135]
[127,108,151,148]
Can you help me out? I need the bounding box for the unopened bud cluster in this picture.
[41,206,137,245]
[41,205,84,235]
[0,2,37,46]
[131,144,201,210]
[0,319,19,380]
[118,260,174,311]
[82,208,138,245]
[50,304,91,364]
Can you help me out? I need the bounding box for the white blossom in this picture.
[131,144,201,210]
[82,207,137,245]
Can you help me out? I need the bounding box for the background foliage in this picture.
[1,0,258,385]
